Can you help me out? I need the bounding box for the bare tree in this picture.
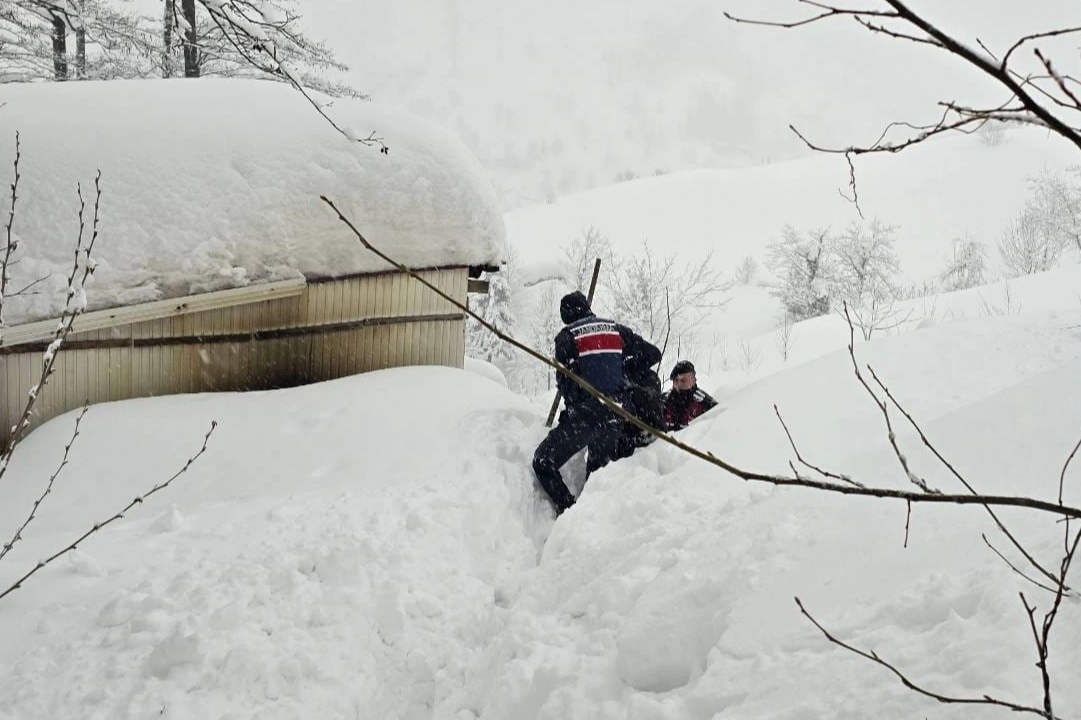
[561,226,613,293]
[604,238,729,349]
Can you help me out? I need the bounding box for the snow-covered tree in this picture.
[833,220,901,309]
[766,225,834,321]
[466,267,516,366]
[527,282,565,392]
[999,204,1066,278]
[2,0,360,99]
[939,236,987,292]
[1026,168,1081,257]
[560,225,612,294]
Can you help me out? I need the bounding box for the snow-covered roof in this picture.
[0,78,505,324]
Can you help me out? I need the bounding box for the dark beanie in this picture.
[559,291,592,324]
[670,360,695,379]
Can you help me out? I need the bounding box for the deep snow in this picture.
[2,296,1080,718]
[0,78,505,325]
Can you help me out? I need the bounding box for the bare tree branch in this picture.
[0,403,87,563]
[795,596,1065,719]
[0,132,20,341]
[0,420,217,603]
[733,0,1081,205]
[0,171,101,487]
[868,364,1066,591]
[724,2,898,30]
[1060,432,1081,506]
[1021,593,1054,718]
[1003,26,1081,70]
[843,303,940,494]
[982,535,1060,595]
[774,404,865,488]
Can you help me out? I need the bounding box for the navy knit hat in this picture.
[559,291,592,324]
[670,360,695,379]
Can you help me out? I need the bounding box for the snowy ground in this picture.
[2,273,1080,718]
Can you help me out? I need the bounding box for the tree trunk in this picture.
[75,27,85,78]
[51,14,68,81]
[162,0,175,77]
[182,0,199,78]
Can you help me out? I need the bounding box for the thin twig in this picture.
[842,303,939,494]
[0,420,217,603]
[774,404,865,488]
[1,131,21,340]
[904,499,911,547]
[1003,27,1081,70]
[869,364,1066,591]
[983,535,1060,595]
[0,404,88,563]
[1020,593,1054,719]
[1059,432,1081,506]
[723,4,898,30]
[0,172,102,487]
[796,597,1063,719]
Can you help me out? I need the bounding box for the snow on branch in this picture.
[0,169,101,488]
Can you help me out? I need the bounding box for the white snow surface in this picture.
[0,79,505,324]
[2,275,1081,718]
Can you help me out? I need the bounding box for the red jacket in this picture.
[662,386,718,430]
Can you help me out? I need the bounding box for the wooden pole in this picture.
[545,257,602,427]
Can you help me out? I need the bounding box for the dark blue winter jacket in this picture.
[553,291,658,410]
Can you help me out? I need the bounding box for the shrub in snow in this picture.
[733,254,758,285]
[1026,167,1081,256]
[938,236,988,292]
[832,220,901,311]
[999,204,1066,278]
[766,225,834,321]
[603,238,728,351]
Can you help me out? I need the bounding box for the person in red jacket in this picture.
[662,360,718,430]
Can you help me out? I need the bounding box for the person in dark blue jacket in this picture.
[532,290,660,515]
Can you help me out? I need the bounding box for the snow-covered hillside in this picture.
[2,271,1080,719]
[500,127,1080,394]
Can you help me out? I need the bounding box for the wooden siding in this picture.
[1,269,467,446]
